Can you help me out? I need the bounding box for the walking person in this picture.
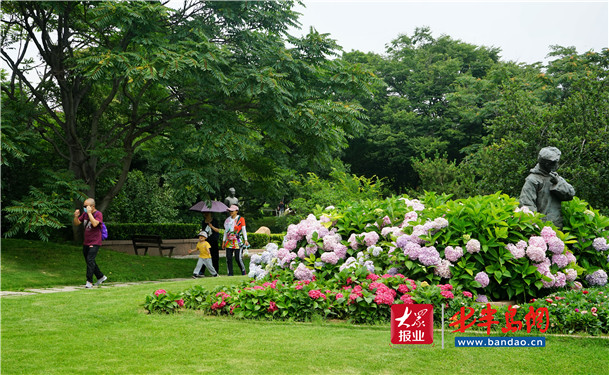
[188,231,218,278]
[73,198,107,288]
[199,212,220,276]
[222,205,249,276]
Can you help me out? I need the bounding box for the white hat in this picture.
[198,231,208,237]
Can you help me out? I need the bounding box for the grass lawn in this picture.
[2,276,609,375]
[0,239,249,291]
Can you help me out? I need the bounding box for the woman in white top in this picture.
[222,205,249,276]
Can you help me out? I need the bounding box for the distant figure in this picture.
[73,198,107,288]
[188,231,218,278]
[519,146,575,228]
[199,212,220,276]
[224,187,239,208]
[277,200,285,216]
[223,205,249,276]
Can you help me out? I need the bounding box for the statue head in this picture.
[229,187,236,196]
[537,147,561,173]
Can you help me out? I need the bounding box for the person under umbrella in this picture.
[199,212,220,276]
[222,205,249,276]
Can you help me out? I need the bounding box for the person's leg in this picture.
[84,245,104,282]
[202,258,218,276]
[235,247,246,275]
[193,258,204,276]
[210,240,220,274]
[226,248,234,276]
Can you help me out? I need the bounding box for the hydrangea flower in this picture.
[334,245,347,259]
[154,289,166,296]
[400,294,414,304]
[462,291,473,298]
[526,245,546,263]
[440,290,454,299]
[552,254,569,268]
[444,246,463,262]
[294,263,314,281]
[547,237,565,255]
[396,234,411,248]
[541,273,555,288]
[507,243,525,259]
[320,252,339,265]
[434,259,452,279]
[419,246,441,266]
[528,236,546,250]
[593,237,609,251]
[475,295,488,303]
[554,272,567,288]
[564,268,577,282]
[540,226,557,242]
[466,239,481,254]
[364,231,380,247]
[514,206,533,214]
[347,233,359,250]
[403,242,422,261]
[474,271,490,288]
[585,270,608,286]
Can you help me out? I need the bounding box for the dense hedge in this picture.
[105,223,284,249]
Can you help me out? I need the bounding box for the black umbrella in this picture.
[189,200,229,213]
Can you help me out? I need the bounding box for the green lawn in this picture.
[1,239,249,290]
[2,276,609,375]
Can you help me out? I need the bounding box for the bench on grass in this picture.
[131,234,175,257]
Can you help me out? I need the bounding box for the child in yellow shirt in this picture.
[188,231,218,278]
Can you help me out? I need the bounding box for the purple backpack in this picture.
[101,222,108,241]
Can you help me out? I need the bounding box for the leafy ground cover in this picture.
[0,239,249,290]
[2,277,608,375]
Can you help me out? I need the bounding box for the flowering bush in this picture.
[143,289,185,314]
[248,193,597,301]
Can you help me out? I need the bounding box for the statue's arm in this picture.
[519,177,538,211]
[551,176,576,201]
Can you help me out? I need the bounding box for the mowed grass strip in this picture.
[2,277,609,375]
[0,239,249,291]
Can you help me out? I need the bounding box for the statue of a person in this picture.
[224,187,239,208]
[519,146,575,228]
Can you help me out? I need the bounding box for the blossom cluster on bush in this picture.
[248,194,597,303]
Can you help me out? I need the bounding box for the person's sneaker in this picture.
[95,275,107,286]
[192,274,198,279]
[85,281,93,289]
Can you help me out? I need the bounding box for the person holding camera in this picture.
[73,198,107,288]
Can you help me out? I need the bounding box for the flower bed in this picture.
[143,193,609,334]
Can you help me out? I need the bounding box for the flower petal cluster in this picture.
[474,271,490,288]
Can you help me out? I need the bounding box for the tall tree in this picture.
[2,1,375,236]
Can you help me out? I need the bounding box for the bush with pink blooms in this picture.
[143,289,185,314]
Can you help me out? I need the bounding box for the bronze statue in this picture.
[224,187,239,208]
[519,146,575,228]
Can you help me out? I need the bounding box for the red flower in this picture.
[583,290,589,294]
[462,291,473,298]
[268,301,278,313]
[545,298,553,303]
[175,299,184,307]
[346,277,353,285]
[154,289,166,296]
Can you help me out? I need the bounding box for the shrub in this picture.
[143,289,185,314]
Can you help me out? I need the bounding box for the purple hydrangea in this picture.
[364,231,380,247]
[474,271,490,288]
[547,237,565,255]
[334,245,347,259]
[592,237,609,251]
[396,235,410,249]
[476,294,488,303]
[403,242,422,261]
[444,246,464,263]
[526,245,546,263]
[516,240,527,250]
[294,263,314,281]
[585,270,608,286]
[419,246,441,266]
[466,239,481,254]
[541,273,555,288]
[554,271,567,288]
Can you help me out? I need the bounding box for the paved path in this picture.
[0,277,198,297]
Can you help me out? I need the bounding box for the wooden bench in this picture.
[131,234,175,257]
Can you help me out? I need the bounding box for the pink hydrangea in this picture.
[364,231,380,247]
[268,301,278,312]
[366,274,380,281]
[444,246,463,262]
[440,290,454,299]
[334,244,348,259]
[542,273,556,288]
[175,299,184,307]
[540,226,557,242]
[434,259,452,279]
[336,293,344,299]
[297,247,305,259]
[547,237,565,254]
[308,289,327,300]
[552,254,569,268]
[403,242,422,260]
[554,272,567,288]
[439,284,453,291]
[284,239,298,251]
[466,239,481,254]
[528,236,546,250]
[320,251,339,265]
[294,263,314,281]
[419,246,441,266]
[507,243,525,259]
[400,294,414,304]
[565,268,577,282]
[382,216,392,227]
[154,289,167,296]
[348,233,359,250]
[462,291,473,298]
[526,245,546,263]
